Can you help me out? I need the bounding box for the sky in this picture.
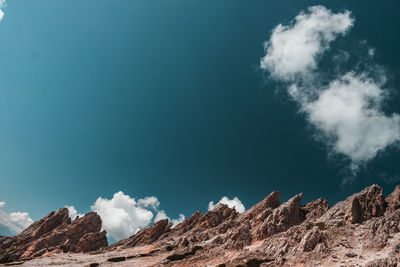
[0,0,400,241]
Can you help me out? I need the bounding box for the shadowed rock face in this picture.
[0,208,107,263]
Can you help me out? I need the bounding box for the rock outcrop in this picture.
[386,185,400,214]
[319,184,386,226]
[112,219,172,248]
[0,208,107,263]
[4,184,400,267]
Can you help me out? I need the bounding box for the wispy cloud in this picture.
[260,6,400,171]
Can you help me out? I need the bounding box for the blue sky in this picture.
[0,0,400,241]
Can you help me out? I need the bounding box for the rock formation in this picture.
[3,184,400,266]
[0,208,107,264]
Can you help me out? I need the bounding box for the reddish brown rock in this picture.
[171,211,202,235]
[319,184,386,226]
[386,185,400,214]
[194,204,238,231]
[256,193,303,239]
[302,198,330,221]
[300,226,323,252]
[13,184,400,267]
[243,191,281,219]
[0,208,107,264]
[112,219,172,248]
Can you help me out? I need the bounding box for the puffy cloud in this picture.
[65,206,83,221]
[261,5,400,168]
[137,197,160,209]
[90,191,185,241]
[261,6,353,80]
[208,196,245,213]
[0,0,6,21]
[303,73,400,163]
[0,202,5,208]
[90,191,155,241]
[9,212,33,229]
[0,202,33,235]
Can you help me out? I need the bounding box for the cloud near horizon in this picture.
[2,194,246,240]
[88,191,185,241]
[208,196,245,213]
[0,202,33,236]
[261,5,400,168]
[0,0,6,20]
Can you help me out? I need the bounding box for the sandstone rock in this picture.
[172,211,202,234]
[112,219,172,248]
[300,226,323,252]
[386,185,400,214]
[319,184,386,226]
[0,208,107,263]
[256,193,303,239]
[11,184,400,267]
[243,191,281,219]
[194,204,238,231]
[302,198,330,221]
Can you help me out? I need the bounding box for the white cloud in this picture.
[90,191,155,241]
[0,202,33,235]
[90,191,185,241]
[303,73,400,162]
[0,0,6,21]
[208,196,245,213]
[65,206,83,221]
[261,6,353,81]
[0,201,5,208]
[9,212,33,229]
[260,5,400,167]
[137,196,160,209]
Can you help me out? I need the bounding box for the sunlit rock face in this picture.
[4,184,400,266]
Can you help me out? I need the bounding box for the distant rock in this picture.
[0,208,107,263]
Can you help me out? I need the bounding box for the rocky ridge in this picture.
[2,184,400,266]
[0,208,107,264]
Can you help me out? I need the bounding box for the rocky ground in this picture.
[2,184,400,266]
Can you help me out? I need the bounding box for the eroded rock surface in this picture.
[0,208,107,263]
[4,184,400,267]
